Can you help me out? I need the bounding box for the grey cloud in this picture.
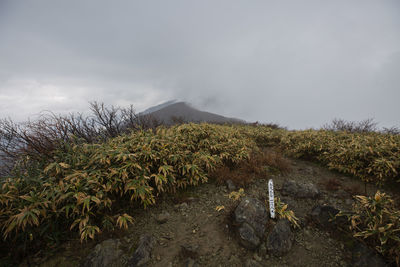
[0,0,399,128]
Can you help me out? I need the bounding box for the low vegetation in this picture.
[273,197,299,228]
[0,103,399,264]
[238,124,400,185]
[0,123,255,258]
[339,191,400,266]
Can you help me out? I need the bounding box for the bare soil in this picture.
[32,157,389,267]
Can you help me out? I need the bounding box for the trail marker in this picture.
[268,179,275,219]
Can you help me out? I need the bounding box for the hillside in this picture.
[26,156,392,267]
[142,101,245,125]
[1,123,399,266]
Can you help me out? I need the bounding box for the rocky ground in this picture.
[30,158,394,267]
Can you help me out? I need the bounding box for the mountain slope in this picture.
[144,101,244,124]
[140,100,178,115]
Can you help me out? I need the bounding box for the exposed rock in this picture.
[266,219,294,256]
[226,179,236,191]
[238,222,261,250]
[235,197,269,237]
[81,239,125,267]
[281,179,320,199]
[234,197,269,249]
[127,234,155,267]
[310,205,342,229]
[352,242,388,267]
[155,212,170,224]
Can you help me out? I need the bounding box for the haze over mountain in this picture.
[142,101,245,125]
[0,1,399,129]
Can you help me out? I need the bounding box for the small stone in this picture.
[155,212,170,224]
[253,253,262,262]
[226,179,236,191]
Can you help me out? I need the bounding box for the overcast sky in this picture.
[0,1,399,129]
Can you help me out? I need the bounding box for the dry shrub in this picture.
[211,165,254,187]
[260,149,291,174]
[323,118,378,133]
[211,149,291,187]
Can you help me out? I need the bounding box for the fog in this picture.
[0,0,399,129]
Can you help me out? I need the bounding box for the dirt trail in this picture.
[36,157,386,267]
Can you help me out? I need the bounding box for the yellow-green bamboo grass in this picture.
[338,191,400,266]
[1,123,399,258]
[278,130,400,185]
[0,124,256,243]
[238,126,400,185]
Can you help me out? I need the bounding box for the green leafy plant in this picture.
[339,191,400,265]
[273,197,299,228]
[0,123,256,260]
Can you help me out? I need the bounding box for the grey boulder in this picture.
[234,197,269,249]
[266,219,294,256]
[281,179,320,199]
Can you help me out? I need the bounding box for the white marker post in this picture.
[268,179,275,219]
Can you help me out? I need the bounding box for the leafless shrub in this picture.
[0,102,163,176]
[382,126,400,135]
[323,118,378,133]
[323,118,399,135]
